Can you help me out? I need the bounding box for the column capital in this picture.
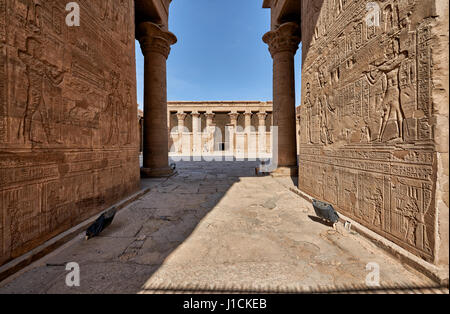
[257,112,267,126]
[257,112,268,119]
[176,112,187,120]
[228,112,239,120]
[263,22,300,57]
[244,112,253,117]
[137,22,177,59]
[191,111,201,118]
[205,112,215,119]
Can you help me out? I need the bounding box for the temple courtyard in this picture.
[0,161,446,294]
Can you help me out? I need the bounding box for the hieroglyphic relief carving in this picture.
[102,71,132,146]
[0,0,139,266]
[366,37,409,142]
[0,0,6,42]
[17,37,65,144]
[300,0,439,262]
[0,44,6,143]
[13,0,42,34]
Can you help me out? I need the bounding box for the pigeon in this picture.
[170,163,176,170]
[85,207,117,240]
[312,199,340,225]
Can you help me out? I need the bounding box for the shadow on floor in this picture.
[308,215,335,228]
[0,159,267,294]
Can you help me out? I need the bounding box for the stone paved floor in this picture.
[0,161,447,294]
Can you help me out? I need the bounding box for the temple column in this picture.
[257,112,268,155]
[137,22,177,177]
[191,112,201,155]
[244,112,252,157]
[228,112,239,155]
[263,22,300,175]
[205,113,215,153]
[176,112,187,154]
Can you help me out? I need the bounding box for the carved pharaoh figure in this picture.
[18,37,65,144]
[366,38,408,142]
[103,71,130,145]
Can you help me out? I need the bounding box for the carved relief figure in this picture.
[367,187,383,227]
[103,71,130,145]
[123,81,133,144]
[384,4,400,33]
[14,0,41,33]
[404,197,431,253]
[18,37,65,144]
[304,82,314,144]
[367,38,408,141]
[318,95,335,145]
[334,0,343,16]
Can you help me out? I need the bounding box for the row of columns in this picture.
[137,20,300,177]
[174,111,269,133]
[173,111,270,156]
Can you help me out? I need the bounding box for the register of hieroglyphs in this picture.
[299,0,449,265]
[0,1,140,265]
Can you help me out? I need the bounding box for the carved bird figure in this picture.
[312,199,340,225]
[85,207,117,240]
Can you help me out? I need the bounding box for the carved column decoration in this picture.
[205,112,215,127]
[257,112,268,128]
[176,112,187,133]
[137,22,177,177]
[228,112,239,127]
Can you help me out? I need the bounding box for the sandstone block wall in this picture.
[0,0,140,265]
[299,0,449,265]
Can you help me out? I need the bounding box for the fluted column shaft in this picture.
[137,22,177,177]
[263,22,300,171]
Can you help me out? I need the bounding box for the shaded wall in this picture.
[0,0,140,265]
[299,0,448,265]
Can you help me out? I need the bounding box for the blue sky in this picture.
[135,0,302,109]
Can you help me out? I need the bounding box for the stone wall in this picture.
[0,0,140,265]
[299,0,449,265]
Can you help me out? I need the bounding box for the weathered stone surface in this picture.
[0,0,140,266]
[299,0,448,265]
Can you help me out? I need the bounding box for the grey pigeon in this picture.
[85,207,117,240]
[312,199,340,224]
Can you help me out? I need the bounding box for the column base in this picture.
[270,166,298,177]
[140,167,176,178]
